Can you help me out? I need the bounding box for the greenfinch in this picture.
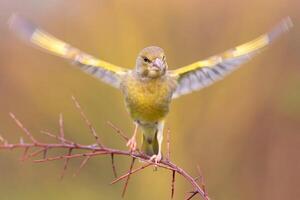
[9,15,292,163]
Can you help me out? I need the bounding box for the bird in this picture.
[9,14,293,163]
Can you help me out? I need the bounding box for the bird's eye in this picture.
[143,57,151,63]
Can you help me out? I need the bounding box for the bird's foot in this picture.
[149,153,162,164]
[126,137,137,152]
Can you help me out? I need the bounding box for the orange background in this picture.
[0,0,299,199]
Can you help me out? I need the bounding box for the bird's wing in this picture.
[9,14,128,89]
[170,17,293,99]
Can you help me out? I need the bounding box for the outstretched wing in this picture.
[9,14,128,89]
[170,17,293,98]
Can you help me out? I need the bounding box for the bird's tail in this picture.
[141,126,158,156]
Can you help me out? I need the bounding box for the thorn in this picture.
[185,191,198,200]
[19,147,29,161]
[19,137,24,144]
[71,96,104,148]
[59,113,65,142]
[73,155,92,177]
[43,148,48,159]
[106,121,129,142]
[29,148,45,158]
[41,130,71,144]
[111,153,118,178]
[60,148,73,180]
[196,165,207,196]
[171,170,176,199]
[110,163,152,185]
[9,112,38,144]
[122,158,136,198]
[0,134,4,143]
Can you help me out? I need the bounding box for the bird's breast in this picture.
[121,76,176,123]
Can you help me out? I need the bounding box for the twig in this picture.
[71,96,103,148]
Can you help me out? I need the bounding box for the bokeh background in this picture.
[0,0,299,199]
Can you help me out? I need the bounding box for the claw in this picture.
[126,137,137,152]
[149,153,162,164]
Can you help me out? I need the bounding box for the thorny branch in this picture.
[0,96,210,200]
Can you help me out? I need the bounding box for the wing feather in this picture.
[171,17,293,98]
[9,14,128,89]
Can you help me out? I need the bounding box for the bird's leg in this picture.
[150,121,164,164]
[126,122,139,152]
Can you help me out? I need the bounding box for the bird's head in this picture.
[135,46,168,79]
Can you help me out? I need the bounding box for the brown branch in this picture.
[0,97,210,200]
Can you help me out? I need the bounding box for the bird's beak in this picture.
[152,58,164,70]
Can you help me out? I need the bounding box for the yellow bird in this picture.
[9,15,292,163]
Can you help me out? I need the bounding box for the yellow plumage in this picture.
[121,74,176,123]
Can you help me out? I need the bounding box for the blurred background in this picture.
[0,0,299,199]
